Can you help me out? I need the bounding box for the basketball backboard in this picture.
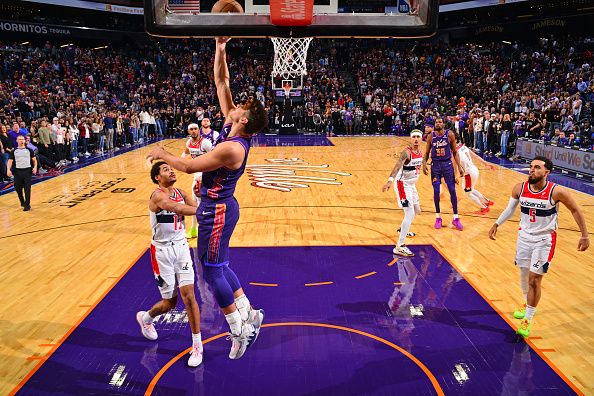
[144,0,439,38]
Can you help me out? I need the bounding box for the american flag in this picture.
[167,0,201,12]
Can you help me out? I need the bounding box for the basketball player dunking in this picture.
[489,156,589,337]
[455,135,495,214]
[422,118,465,230]
[182,119,219,238]
[147,37,269,359]
[383,129,424,257]
[137,161,203,367]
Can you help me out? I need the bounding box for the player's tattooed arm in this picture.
[177,188,197,208]
[151,190,197,216]
[383,150,409,192]
[553,186,590,251]
[449,133,464,178]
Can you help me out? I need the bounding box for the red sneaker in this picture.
[474,206,490,215]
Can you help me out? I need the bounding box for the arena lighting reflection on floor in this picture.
[16,245,576,395]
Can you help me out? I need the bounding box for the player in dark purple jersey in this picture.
[422,117,465,230]
[148,37,268,361]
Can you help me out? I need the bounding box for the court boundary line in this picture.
[2,207,589,240]
[432,243,584,396]
[8,247,148,396]
[143,322,445,396]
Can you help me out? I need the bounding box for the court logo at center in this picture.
[246,158,351,192]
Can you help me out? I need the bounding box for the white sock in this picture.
[453,214,459,219]
[525,305,536,320]
[234,294,251,322]
[435,213,441,219]
[398,207,415,247]
[225,310,242,335]
[192,332,202,349]
[143,311,155,324]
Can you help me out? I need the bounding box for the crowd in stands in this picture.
[1,35,593,181]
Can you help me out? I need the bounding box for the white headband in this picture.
[410,129,423,138]
[188,123,199,131]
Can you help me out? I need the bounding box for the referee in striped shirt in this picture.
[7,135,37,211]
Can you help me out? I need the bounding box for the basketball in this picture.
[211,0,244,13]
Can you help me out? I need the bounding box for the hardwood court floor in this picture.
[1,137,592,394]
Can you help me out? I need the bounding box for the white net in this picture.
[270,37,313,80]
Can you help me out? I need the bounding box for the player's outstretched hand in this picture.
[578,236,590,251]
[215,37,231,47]
[422,165,428,176]
[488,224,498,240]
[147,146,166,162]
[382,181,392,192]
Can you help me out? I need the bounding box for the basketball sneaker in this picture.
[473,206,490,215]
[517,319,532,338]
[247,309,265,344]
[488,200,495,206]
[188,345,203,367]
[393,245,414,257]
[136,311,158,341]
[228,322,257,360]
[434,218,442,229]
[513,304,526,319]
[186,226,198,239]
[397,228,416,237]
[452,218,464,231]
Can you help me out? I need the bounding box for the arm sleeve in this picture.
[495,197,520,226]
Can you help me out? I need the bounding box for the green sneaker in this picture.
[516,319,532,338]
[186,226,198,239]
[513,304,526,319]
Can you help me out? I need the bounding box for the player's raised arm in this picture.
[383,149,409,192]
[214,37,236,119]
[422,133,432,175]
[552,186,590,251]
[151,189,197,216]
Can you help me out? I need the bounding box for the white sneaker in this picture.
[136,311,158,341]
[247,309,264,343]
[397,228,416,237]
[228,322,256,360]
[188,345,203,367]
[393,245,414,257]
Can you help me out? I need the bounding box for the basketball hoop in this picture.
[271,37,313,87]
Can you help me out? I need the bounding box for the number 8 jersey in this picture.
[150,187,186,245]
[519,181,558,238]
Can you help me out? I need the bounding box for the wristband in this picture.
[388,177,394,182]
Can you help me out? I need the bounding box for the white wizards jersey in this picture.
[395,147,423,184]
[150,187,186,245]
[519,181,558,237]
[456,143,475,174]
[186,130,219,158]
